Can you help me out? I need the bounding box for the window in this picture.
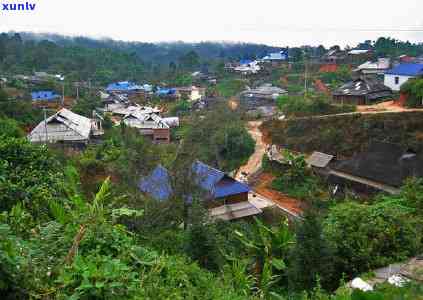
[395,76,399,85]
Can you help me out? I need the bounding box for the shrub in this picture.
[277,94,355,117]
[0,137,63,217]
[400,78,423,108]
[324,201,421,279]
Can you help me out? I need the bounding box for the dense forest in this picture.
[0,32,282,83]
[2,32,423,85]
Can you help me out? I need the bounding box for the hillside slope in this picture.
[261,111,423,157]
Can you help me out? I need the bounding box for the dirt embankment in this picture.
[261,111,423,157]
[252,173,304,215]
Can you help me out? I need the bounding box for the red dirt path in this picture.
[253,173,304,215]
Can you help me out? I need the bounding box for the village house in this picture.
[398,55,416,63]
[332,77,392,105]
[109,105,161,117]
[31,90,61,101]
[100,92,129,112]
[240,84,287,108]
[28,108,103,145]
[322,49,347,64]
[384,63,423,91]
[31,90,62,108]
[155,87,178,100]
[107,104,178,143]
[191,71,217,85]
[233,59,261,74]
[347,49,373,64]
[328,141,423,195]
[175,86,206,102]
[355,58,391,75]
[261,50,289,66]
[139,161,260,221]
[121,111,172,143]
[0,77,7,87]
[306,151,335,177]
[106,81,151,94]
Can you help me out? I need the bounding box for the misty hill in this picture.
[0,31,283,83]
[18,32,283,64]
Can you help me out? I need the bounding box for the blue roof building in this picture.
[138,165,173,201]
[31,91,60,101]
[106,81,144,93]
[385,63,423,76]
[239,59,253,66]
[262,50,288,62]
[155,87,177,96]
[384,63,423,91]
[139,161,250,204]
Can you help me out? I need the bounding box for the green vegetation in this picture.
[319,65,353,88]
[262,111,423,156]
[0,87,43,127]
[269,151,323,201]
[276,94,356,118]
[216,78,246,97]
[1,33,423,299]
[325,199,421,278]
[184,105,255,171]
[400,78,423,108]
[170,99,192,116]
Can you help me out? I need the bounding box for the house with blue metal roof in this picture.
[155,87,177,97]
[138,165,173,201]
[262,50,288,62]
[31,91,61,102]
[106,81,144,93]
[384,63,423,91]
[139,161,250,206]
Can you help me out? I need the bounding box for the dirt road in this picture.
[235,121,265,180]
[252,173,304,216]
[236,121,304,217]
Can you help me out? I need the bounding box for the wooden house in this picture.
[332,77,392,105]
[121,111,171,143]
[139,161,251,207]
[28,108,103,145]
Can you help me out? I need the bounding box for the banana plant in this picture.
[235,217,294,296]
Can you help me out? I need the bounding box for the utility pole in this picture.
[62,81,65,107]
[304,51,308,96]
[43,107,48,144]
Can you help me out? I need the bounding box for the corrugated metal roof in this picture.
[358,58,390,70]
[139,161,250,202]
[106,81,144,92]
[306,152,334,168]
[209,201,262,221]
[156,88,177,95]
[262,51,288,61]
[348,49,371,55]
[333,78,392,97]
[239,59,253,65]
[28,108,92,142]
[31,91,60,101]
[123,112,170,129]
[385,63,423,76]
[139,165,173,201]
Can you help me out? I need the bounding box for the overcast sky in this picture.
[1,0,422,47]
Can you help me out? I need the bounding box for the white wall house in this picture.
[28,108,102,144]
[384,63,423,91]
